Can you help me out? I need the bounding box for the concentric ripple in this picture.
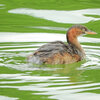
[0,74,100,100]
[0,32,100,70]
[0,32,100,100]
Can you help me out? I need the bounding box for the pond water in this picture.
[0,7,100,100]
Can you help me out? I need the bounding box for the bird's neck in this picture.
[67,31,85,59]
[71,38,84,52]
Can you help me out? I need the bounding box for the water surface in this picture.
[0,5,100,100]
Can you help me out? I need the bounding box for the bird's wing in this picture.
[33,41,71,58]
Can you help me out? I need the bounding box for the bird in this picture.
[27,25,96,65]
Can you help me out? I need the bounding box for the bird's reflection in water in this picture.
[29,60,86,83]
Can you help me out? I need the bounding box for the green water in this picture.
[0,0,100,100]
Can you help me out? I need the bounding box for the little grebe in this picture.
[28,25,96,64]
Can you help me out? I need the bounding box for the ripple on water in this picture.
[0,74,100,100]
[0,32,100,43]
[28,26,68,31]
[0,32,100,71]
[0,96,18,100]
[0,4,5,9]
[0,32,100,100]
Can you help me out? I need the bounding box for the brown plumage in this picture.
[27,25,96,65]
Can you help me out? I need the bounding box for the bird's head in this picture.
[67,25,96,43]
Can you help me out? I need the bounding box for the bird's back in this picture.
[27,41,81,64]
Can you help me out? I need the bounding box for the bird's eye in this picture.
[82,28,86,34]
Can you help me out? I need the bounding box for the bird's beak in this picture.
[85,31,97,34]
